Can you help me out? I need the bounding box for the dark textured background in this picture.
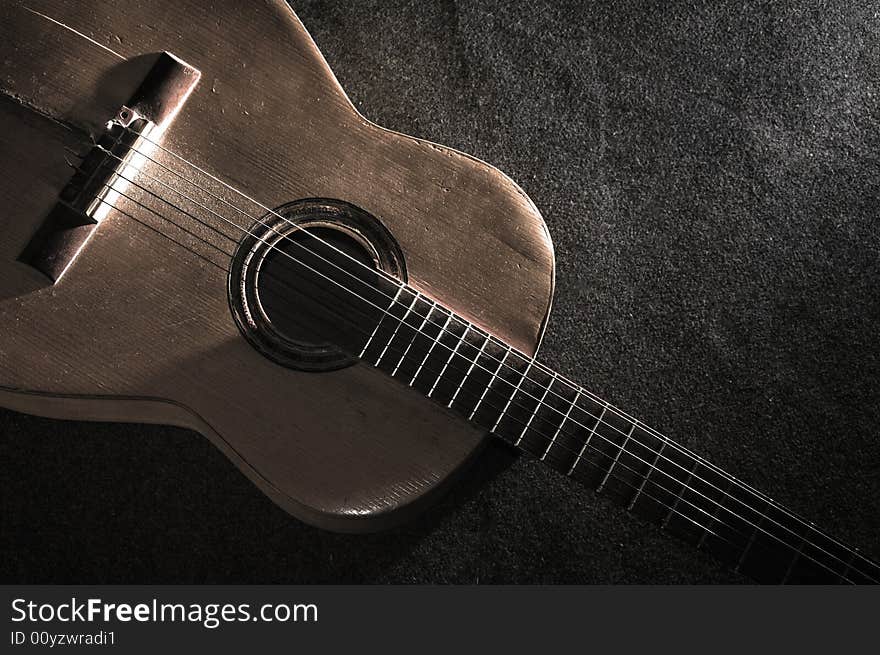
[1,0,879,583]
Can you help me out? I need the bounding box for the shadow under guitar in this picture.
[0,403,518,583]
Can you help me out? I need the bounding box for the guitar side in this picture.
[0,0,555,530]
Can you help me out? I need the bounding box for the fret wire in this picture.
[395,326,849,580]
[597,421,636,494]
[781,537,806,584]
[492,339,871,576]
[374,291,419,366]
[126,126,874,579]
[116,127,878,584]
[629,432,666,511]
[513,356,867,574]
[409,310,453,386]
[735,503,767,574]
[448,333,489,409]
[114,219,864,584]
[358,285,404,359]
[662,457,697,528]
[561,435,728,547]
[115,146,768,568]
[467,335,859,565]
[698,477,733,550]
[550,410,814,575]
[427,324,471,398]
[89,175,878,584]
[462,358,860,581]
[526,412,752,569]
[381,305,862,582]
[170,212,862,578]
[468,345,511,420]
[515,371,556,447]
[541,387,580,461]
[592,440,728,532]
[117,136,880,579]
[391,301,436,377]
[109,175,793,573]
[477,333,871,577]
[490,358,534,433]
[110,169,880,583]
[469,336,858,576]
[567,404,607,476]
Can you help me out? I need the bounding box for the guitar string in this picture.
[84,161,870,583]
[21,0,845,548]
[99,133,878,579]
[92,135,879,580]
[93,155,874,583]
[115,122,877,561]
[81,182,841,583]
[12,14,795,549]
[116,123,875,568]
[20,5,871,578]
[28,0,869,572]
[76,175,760,561]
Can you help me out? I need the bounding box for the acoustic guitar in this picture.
[1,1,877,584]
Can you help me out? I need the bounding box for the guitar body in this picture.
[0,0,554,530]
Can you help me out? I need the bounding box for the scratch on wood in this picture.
[24,7,125,61]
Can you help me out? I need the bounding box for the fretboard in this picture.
[358,284,880,584]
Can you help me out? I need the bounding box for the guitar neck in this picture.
[360,284,880,584]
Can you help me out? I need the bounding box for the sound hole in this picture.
[228,198,407,372]
[256,224,379,356]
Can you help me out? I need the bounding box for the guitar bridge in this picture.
[18,52,200,283]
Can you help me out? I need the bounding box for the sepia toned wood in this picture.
[0,0,555,529]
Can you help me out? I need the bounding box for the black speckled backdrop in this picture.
[1,0,879,584]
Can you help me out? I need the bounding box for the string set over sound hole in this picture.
[228,198,407,371]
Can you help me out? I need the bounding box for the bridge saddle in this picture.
[18,52,200,283]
